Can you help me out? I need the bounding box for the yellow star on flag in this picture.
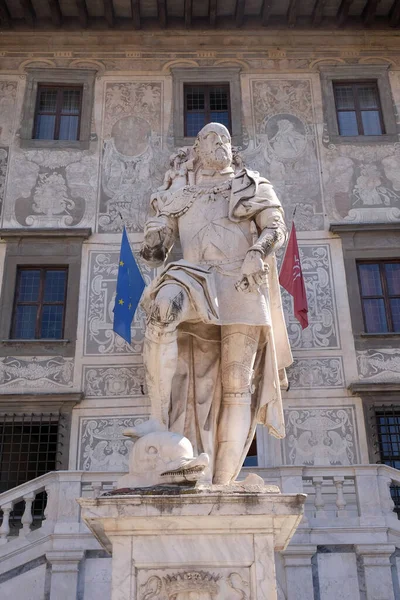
[119,260,124,266]
[118,299,124,305]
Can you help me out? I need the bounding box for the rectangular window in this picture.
[0,413,61,529]
[357,261,400,333]
[375,406,400,469]
[374,405,400,516]
[0,413,60,493]
[12,267,68,340]
[333,81,384,136]
[243,434,258,467]
[33,85,83,141]
[184,84,231,137]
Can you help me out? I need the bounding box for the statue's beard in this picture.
[201,148,232,171]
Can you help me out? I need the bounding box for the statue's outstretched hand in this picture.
[236,250,269,293]
[144,217,168,248]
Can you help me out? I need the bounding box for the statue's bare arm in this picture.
[140,215,177,267]
[236,206,287,293]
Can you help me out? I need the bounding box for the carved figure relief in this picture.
[138,568,250,600]
[282,244,339,350]
[84,250,154,356]
[323,141,400,223]
[83,364,145,397]
[78,416,147,471]
[284,408,358,466]
[244,79,324,230]
[99,82,168,232]
[0,356,74,390]
[357,349,400,382]
[0,81,18,145]
[287,357,345,389]
[3,147,97,228]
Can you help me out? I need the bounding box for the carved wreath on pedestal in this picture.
[140,571,220,600]
[139,569,249,600]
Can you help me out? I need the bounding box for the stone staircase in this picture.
[0,466,400,599]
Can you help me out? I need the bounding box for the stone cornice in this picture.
[330,223,400,234]
[0,228,92,240]
[0,391,83,411]
[349,382,400,395]
[1,29,400,54]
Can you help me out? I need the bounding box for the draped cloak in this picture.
[141,168,293,479]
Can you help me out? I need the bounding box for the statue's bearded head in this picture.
[195,122,233,171]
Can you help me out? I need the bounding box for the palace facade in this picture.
[0,1,400,598]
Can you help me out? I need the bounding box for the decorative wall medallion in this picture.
[99,82,169,232]
[287,357,345,388]
[78,415,147,471]
[282,244,339,350]
[0,356,74,390]
[323,142,400,223]
[83,364,145,397]
[3,147,97,228]
[245,78,324,231]
[284,407,358,466]
[357,349,400,382]
[84,250,154,356]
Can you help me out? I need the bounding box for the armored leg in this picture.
[144,283,191,428]
[214,325,261,485]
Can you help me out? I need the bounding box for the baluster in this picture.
[43,482,58,530]
[377,471,396,518]
[312,477,326,518]
[0,502,13,544]
[92,482,102,499]
[334,476,347,517]
[20,492,35,536]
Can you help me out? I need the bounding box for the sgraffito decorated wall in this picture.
[0,33,398,469]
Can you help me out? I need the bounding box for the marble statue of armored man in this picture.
[139,122,292,485]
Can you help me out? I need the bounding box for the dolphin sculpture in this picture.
[117,419,209,489]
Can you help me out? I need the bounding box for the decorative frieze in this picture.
[245,78,324,231]
[138,568,250,600]
[282,244,340,350]
[78,415,148,471]
[284,407,359,466]
[0,81,18,145]
[0,356,74,390]
[83,364,145,398]
[84,250,154,356]
[3,147,98,228]
[357,349,400,382]
[287,357,345,389]
[98,81,168,233]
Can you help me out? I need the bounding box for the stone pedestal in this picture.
[79,488,305,600]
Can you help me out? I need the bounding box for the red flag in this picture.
[279,223,309,329]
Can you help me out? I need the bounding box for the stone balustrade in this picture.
[0,465,399,547]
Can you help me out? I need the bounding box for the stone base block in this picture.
[79,487,305,600]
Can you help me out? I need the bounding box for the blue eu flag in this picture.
[113,227,145,345]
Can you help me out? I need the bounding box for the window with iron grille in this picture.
[374,405,400,516]
[11,267,68,340]
[357,261,400,334]
[0,413,63,528]
[184,84,231,137]
[33,84,83,141]
[375,406,400,469]
[333,81,385,136]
